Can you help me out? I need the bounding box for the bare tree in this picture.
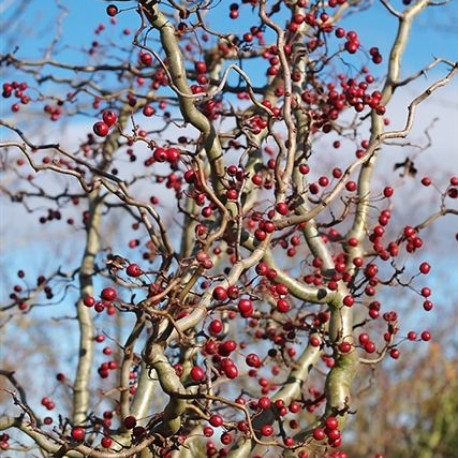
[1,0,457,457]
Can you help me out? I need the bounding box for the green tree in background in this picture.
[1,1,457,457]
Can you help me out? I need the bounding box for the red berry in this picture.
[101,437,112,448]
[255,262,269,276]
[83,296,95,307]
[106,4,118,16]
[389,348,400,359]
[213,286,228,301]
[299,163,310,174]
[289,401,301,413]
[275,283,289,295]
[275,202,289,215]
[203,426,214,437]
[126,264,142,277]
[246,353,261,368]
[238,298,254,317]
[276,298,290,313]
[419,262,430,274]
[338,341,352,353]
[423,300,433,311]
[407,331,417,341]
[404,226,416,238]
[358,333,370,344]
[258,396,271,410]
[227,285,240,299]
[102,110,118,127]
[420,287,431,298]
[166,148,180,163]
[348,237,358,247]
[224,364,238,379]
[209,414,223,427]
[421,177,431,186]
[335,27,345,38]
[254,229,267,241]
[221,432,233,445]
[184,169,196,183]
[143,105,155,117]
[154,147,167,162]
[195,61,207,74]
[319,176,329,187]
[132,426,146,438]
[190,366,205,382]
[313,428,326,441]
[123,416,137,429]
[421,331,431,341]
[309,183,319,194]
[208,319,223,336]
[364,341,376,353]
[93,121,109,137]
[383,186,394,198]
[71,427,85,442]
[332,167,342,178]
[284,436,294,446]
[310,336,321,347]
[219,340,236,355]
[101,287,117,301]
[139,52,153,66]
[325,416,339,430]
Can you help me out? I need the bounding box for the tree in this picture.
[0,0,457,457]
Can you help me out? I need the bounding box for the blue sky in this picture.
[0,1,457,448]
[2,0,457,72]
[1,0,457,314]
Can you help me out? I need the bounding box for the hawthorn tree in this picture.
[0,0,457,457]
